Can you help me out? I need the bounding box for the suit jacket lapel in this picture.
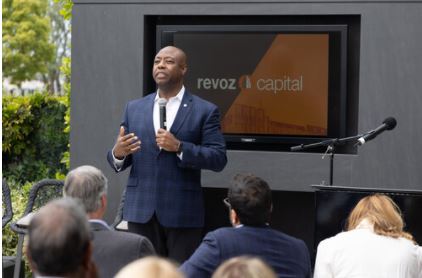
[170,91,193,135]
[143,93,161,154]
[144,93,157,139]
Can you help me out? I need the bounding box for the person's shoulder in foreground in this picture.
[116,256,185,278]
[212,256,277,278]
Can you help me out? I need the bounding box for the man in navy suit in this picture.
[180,174,312,278]
[107,46,227,262]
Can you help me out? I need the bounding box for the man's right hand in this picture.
[113,126,141,159]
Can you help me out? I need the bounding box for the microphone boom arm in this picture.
[290,134,364,186]
[290,134,364,152]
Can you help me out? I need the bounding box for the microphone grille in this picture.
[383,117,397,130]
[158,98,167,107]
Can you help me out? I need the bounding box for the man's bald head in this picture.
[157,46,187,67]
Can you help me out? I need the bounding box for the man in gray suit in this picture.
[64,165,155,278]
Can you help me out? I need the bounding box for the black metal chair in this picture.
[10,179,64,278]
[3,179,17,278]
[2,179,13,228]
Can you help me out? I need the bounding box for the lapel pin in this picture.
[183,103,187,107]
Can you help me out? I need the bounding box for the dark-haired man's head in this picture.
[226,174,272,226]
[27,198,95,277]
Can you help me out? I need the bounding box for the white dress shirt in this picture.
[314,220,422,278]
[113,87,185,168]
[153,87,184,134]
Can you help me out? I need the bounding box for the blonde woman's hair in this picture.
[346,194,414,242]
[115,256,184,278]
[212,256,277,278]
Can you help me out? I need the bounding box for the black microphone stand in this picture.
[291,134,364,185]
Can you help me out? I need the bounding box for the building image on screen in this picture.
[174,32,329,136]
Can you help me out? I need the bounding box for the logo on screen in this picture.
[197,78,237,90]
[238,75,252,90]
[196,74,303,94]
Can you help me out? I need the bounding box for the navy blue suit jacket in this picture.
[180,226,312,278]
[107,91,227,228]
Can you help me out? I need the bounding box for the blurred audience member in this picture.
[64,165,155,278]
[26,198,97,278]
[212,256,277,278]
[115,256,185,278]
[314,194,422,278]
[180,174,311,278]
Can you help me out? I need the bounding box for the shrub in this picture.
[2,93,69,277]
[2,93,68,183]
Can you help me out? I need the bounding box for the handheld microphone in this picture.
[357,117,397,146]
[158,98,167,130]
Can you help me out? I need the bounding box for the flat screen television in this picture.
[156,24,348,151]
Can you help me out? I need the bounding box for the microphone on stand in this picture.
[158,98,167,130]
[356,117,397,146]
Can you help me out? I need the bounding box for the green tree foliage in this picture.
[58,56,71,172]
[2,0,55,89]
[2,2,73,274]
[55,0,72,20]
[43,0,71,94]
[54,0,72,170]
[2,94,68,183]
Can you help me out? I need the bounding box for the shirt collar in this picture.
[89,219,111,230]
[355,218,374,231]
[155,86,185,102]
[235,223,270,228]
